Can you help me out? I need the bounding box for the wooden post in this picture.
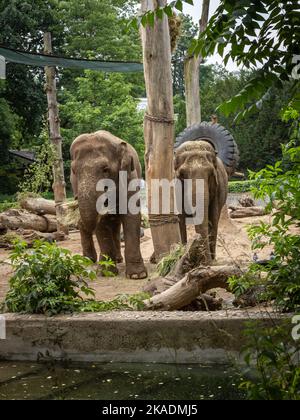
[184,0,210,126]
[141,0,181,260]
[44,32,68,236]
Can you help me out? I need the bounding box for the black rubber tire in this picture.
[174,122,240,175]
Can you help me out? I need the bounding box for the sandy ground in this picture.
[0,212,277,303]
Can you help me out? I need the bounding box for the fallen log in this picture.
[19,196,56,215]
[0,209,57,233]
[143,265,242,311]
[229,206,266,219]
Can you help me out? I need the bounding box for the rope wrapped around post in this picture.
[148,213,179,227]
[144,113,175,125]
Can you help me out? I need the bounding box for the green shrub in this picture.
[229,109,300,313]
[239,322,300,400]
[3,240,97,315]
[1,240,149,315]
[0,201,18,212]
[228,180,258,193]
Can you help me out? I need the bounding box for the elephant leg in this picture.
[121,214,147,279]
[179,213,187,244]
[112,217,123,263]
[79,220,97,263]
[96,215,119,275]
[209,205,221,261]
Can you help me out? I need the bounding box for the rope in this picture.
[145,113,175,125]
[148,213,179,227]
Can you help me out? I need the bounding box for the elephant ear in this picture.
[175,122,240,176]
[119,141,135,173]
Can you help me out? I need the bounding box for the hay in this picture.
[168,14,182,53]
[61,201,81,229]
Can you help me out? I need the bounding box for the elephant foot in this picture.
[83,252,97,264]
[126,262,148,279]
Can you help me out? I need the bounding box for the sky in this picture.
[182,0,240,72]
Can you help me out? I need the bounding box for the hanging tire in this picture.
[175,122,240,175]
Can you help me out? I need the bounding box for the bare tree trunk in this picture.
[141,0,181,260]
[44,32,68,235]
[184,0,210,126]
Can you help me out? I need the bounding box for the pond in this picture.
[0,361,246,400]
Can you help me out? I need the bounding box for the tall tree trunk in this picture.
[141,0,181,260]
[184,0,210,126]
[44,32,68,235]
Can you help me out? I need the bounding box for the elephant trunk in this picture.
[194,178,211,264]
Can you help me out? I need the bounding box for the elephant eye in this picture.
[102,166,109,175]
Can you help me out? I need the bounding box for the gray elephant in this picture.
[70,130,147,279]
[174,122,239,263]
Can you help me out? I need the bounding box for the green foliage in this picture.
[1,240,149,316]
[190,0,300,119]
[3,240,97,315]
[80,293,150,312]
[19,129,55,194]
[228,180,257,193]
[157,243,185,277]
[240,322,300,400]
[60,70,145,171]
[228,270,261,299]
[238,110,300,312]
[200,65,291,171]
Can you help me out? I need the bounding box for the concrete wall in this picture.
[0,311,286,364]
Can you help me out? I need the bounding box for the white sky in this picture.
[183,0,240,71]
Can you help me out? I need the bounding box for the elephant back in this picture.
[175,122,239,176]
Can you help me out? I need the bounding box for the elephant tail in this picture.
[174,122,240,176]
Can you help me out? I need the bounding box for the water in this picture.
[0,361,245,400]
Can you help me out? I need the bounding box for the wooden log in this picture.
[44,32,68,235]
[144,265,242,310]
[141,0,181,260]
[229,206,266,219]
[184,0,209,125]
[19,197,56,215]
[0,209,57,233]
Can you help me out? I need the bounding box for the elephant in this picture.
[174,122,239,263]
[70,130,147,279]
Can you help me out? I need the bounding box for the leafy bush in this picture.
[19,129,55,194]
[240,322,300,400]
[0,201,18,212]
[3,241,97,315]
[229,109,300,313]
[228,180,258,193]
[1,240,149,315]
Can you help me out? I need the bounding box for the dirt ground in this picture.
[0,213,276,303]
